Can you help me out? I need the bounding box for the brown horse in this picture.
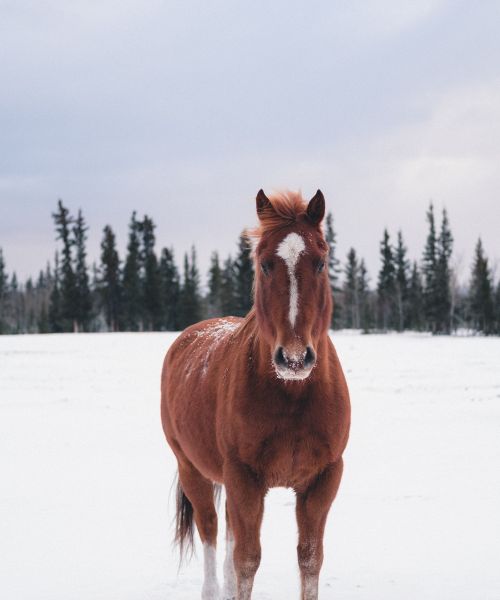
[161,189,350,600]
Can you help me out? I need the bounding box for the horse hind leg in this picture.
[177,461,220,600]
[222,501,237,600]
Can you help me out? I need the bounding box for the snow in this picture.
[1,331,499,599]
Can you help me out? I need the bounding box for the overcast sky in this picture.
[1,0,499,286]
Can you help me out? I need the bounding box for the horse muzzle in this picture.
[273,345,316,380]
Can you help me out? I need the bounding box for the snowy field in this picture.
[1,331,499,600]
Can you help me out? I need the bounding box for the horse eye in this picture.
[317,260,325,273]
[261,262,271,276]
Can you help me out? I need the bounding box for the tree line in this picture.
[1,200,499,335]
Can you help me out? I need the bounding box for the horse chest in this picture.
[251,427,331,488]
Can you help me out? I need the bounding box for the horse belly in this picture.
[162,328,230,483]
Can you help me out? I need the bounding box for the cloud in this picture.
[331,0,449,41]
[0,1,499,283]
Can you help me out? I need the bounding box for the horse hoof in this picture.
[201,584,220,600]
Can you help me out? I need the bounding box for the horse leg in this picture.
[222,501,237,600]
[295,460,344,600]
[178,462,220,600]
[224,460,265,600]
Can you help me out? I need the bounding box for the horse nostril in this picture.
[304,346,316,368]
[274,346,287,368]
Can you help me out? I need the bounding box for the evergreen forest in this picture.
[1,200,499,335]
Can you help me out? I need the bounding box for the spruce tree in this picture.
[36,265,51,333]
[394,231,409,331]
[141,216,162,330]
[233,232,254,316]
[122,212,143,331]
[207,251,223,318]
[73,209,92,332]
[469,239,494,334]
[10,273,20,333]
[377,229,396,330]
[48,253,63,333]
[38,302,50,333]
[422,204,439,333]
[99,225,122,332]
[37,263,53,330]
[25,277,36,333]
[494,282,500,335]
[357,258,371,331]
[220,256,237,316]
[325,212,341,290]
[179,247,202,328]
[407,262,424,331]
[325,212,342,327]
[52,200,77,332]
[0,248,8,333]
[344,248,359,329]
[435,209,453,333]
[159,247,180,330]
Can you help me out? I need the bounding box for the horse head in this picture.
[251,189,332,381]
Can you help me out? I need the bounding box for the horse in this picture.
[161,189,351,600]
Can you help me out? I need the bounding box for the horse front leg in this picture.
[224,459,265,600]
[295,460,344,600]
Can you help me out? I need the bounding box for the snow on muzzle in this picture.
[273,345,316,380]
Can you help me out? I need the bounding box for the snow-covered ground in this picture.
[1,331,499,600]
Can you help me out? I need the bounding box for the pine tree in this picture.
[435,209,453,333]
[52,200,77,331]
[220,256,237,316]
[178,247,202,328]
[325,212,342,327]
[122,212,143,331]
[141,216,162,330]
[344,248,360,329]
[49,253,63,333]
[394,231,409,331]
[159,247,180,330]
[407,262,424,331]
[73,209,92,332]
[233,232,254,317]
[377,229,396,330]
[207,251,223,318]
[469,239,494,334]
[0,248,8,333]
[99,225,122,332]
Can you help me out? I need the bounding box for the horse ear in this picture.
[256,189,275,219]
[307,190,325,225]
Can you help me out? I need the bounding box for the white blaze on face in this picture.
[276,232,306,328]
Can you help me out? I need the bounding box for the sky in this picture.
[1,0,499,286]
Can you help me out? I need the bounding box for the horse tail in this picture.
[174,476,194,562]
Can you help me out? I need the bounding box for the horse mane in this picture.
[233,307,258,343]
[247,190,308,241]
